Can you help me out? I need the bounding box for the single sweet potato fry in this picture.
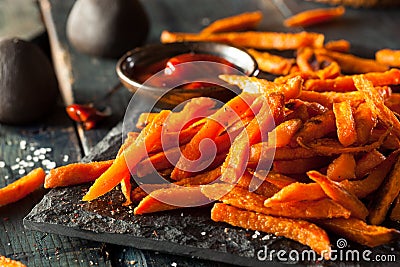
[355,150,385,178]
[201,11,263,34]
[376,49,400,67]
[370,128,400,150]
[0,168,45,207]
[333,101,357,147]
[237,171,280,198]
[319,218,400,247]
[134,186,209,215]
[304,68,400,92]
[327,153,356,181]
[44,160,113,188]
[308,170,369,220]
[268,119,302,147]
[264,182,326,206]
[161,30,325,50]
[324,39,350,53]
[315,48,388,74]
[354,75,400,139]
[253,170,297,188]
[296,47,316,73]
[211,203,332,258]
[354,102,377,145]
[368,155,400,225]
[247,49,294,75]
[284,6,345,27]
[82,110,171,201]
[292,110,336,145]
[390,194,400,221]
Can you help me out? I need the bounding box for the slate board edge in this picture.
[23,216,277,267]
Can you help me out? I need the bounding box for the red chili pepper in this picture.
[66,104,110,130]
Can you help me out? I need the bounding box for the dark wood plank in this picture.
[0,107,112,267]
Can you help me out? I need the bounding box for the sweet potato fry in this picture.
[324,39,350,53]
[376,49,400,67]
[315,48,388,74]
[211,203,332,258]
[355,150,385,178]
[385,93,400,114]
[292,110,336,145]
[203,183,349,220]
[237,171,280,198]
[296,47,316,73]
[136,113,157,129]
[201,11,263,34]
[368,155,400,225]
[268,119,302,147]
[299,90,364,108]
[274,157,331,175]
[333,101,357,147]
[304,68,400,92]
[134,186,209,215]
[221,93,284,184]
[308,170,369,220]
[0,168,45,207]
[219,75,303,100]
[161,30,325,50]
[354,75,400,139]
[327,154,356,181]
[172,93,257,180]
[253,170,297,188]
[370,128,400,150]
[0,256,26,267]
[319,218,400,247]
[284,6,345,27]
[390,194,400,221]
[354,102,377,145]
[247,49,294,75]
[264,182,326,206]
[315,61,341,80]
[44,160,113,188]
[120,175,132,206]
[341,150,400,199]
[82,110,171,201]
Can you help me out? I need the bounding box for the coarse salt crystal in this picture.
[0,161,5,168]
[201,232,206,236]
[171,263,177,267]
[63,155,69,162]
[38,155,45,160]
[18,169,25,175]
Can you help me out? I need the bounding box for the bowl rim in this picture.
[115,41,259,93]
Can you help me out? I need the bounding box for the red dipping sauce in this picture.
[135,53,238,89]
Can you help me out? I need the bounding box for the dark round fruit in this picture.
[0,38,58,125]
[66,0,150,58]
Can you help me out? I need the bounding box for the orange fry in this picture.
[247,49,294,75]
[136,113,158,129]
[296,47,316,73]
[319,218,400,247]
[354,75,400,139]
[44,160,113,188]
[354,102,377,145]
[134,186,209,215]
[82,110,171,201]
[304,68,400,92]
[221,93,284,184]
[264,182,326,206]
[315,48,388,74]
[0,168,45,207]
[268,119,302,147]
[327,153,356,181]
[211,203,332,258]
[237,171,280,198]
[273,157,331,175]
[333,101,357,147]
[308,170,369,220]
[172,93,257,180]
[284,6,345,27]
[203,183,349,219]
[161,30,325,50]
[201,11,263,34]
[253,170,297,189]
[355,150,385,178]
[324,39,350,53]
[368,155,400,225]
[376,49,400,67]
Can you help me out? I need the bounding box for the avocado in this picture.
[66,0,150,58]
[0,38,58,125]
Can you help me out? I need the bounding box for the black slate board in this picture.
[23,119,400,267]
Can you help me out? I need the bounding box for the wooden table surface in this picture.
[1,0,399,266]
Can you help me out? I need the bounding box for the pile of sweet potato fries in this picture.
[3,10,400,260]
